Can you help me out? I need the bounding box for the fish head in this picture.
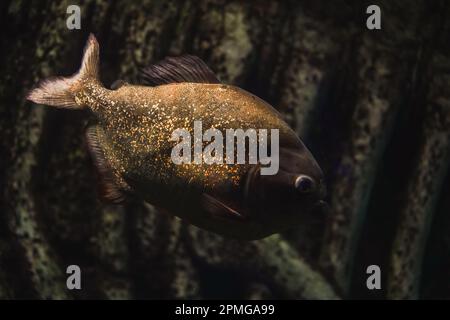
[244,146,327,235]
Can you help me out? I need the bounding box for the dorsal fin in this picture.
[85,125,126,204]
[140,55,220,86]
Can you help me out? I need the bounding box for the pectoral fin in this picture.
[110,79,128,90]
[201,194,245,221]
[85,125,127,204]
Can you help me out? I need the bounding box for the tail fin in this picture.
[27,34,100,109]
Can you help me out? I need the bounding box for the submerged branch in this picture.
[188,228,340,299]
[388,54,450,299]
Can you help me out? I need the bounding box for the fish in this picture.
[27,34,326,240]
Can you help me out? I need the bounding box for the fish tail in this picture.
[27,34,100,109]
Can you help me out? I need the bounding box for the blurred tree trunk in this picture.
[0,0,448,299]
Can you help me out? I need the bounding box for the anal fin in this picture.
[85,125,127,204]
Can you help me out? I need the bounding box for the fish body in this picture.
[28,35,326,240]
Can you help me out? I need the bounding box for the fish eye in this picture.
[294,175,315,194]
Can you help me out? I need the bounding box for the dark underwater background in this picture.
[0,0,449,299]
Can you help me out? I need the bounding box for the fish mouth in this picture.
[318,179,327,199]
[311,200,329,216]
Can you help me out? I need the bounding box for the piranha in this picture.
[27,34,326,240]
